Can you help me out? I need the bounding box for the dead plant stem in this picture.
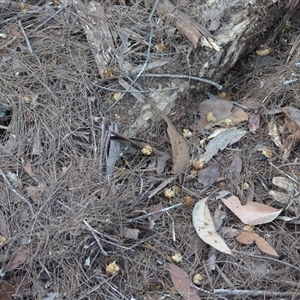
[18,20,33,54]
[142,73,223,90]
[126,203,182,223]
[232,250,300,271]
[269,161,299,184]
[0,167,34,215]
[83,219,108,256]
[34,4,68,32]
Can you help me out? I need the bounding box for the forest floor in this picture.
[0,0,300,299]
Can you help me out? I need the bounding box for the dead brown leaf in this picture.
[248,109,261,132]
[0,276,28,300]
[148,202,164,222]
[198,162,221,187]
[23,160,34,177]
[150,103,189,175]
[236,231,279,257]
[168,263,200,300]
[222,196,283,225]
[213,204,226,231]
[229,153,242,183]
[10,24,23,39]
[196,99,248,130]
[5,248,29,272]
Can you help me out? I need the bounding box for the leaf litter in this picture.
[221,195,283,225]
[168,263,200,300]
[1,0,300,298]
[193,197,232,255]
[236,231,279,257]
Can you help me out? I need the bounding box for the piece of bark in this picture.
[157,0,218,49]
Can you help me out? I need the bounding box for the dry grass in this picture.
[0,0,300,299]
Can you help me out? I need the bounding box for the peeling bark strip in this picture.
[73,0,114,78]
[157,0,219,50]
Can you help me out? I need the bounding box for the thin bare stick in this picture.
[148,176,176,199]
[34,5,68,32]
[0,125,8,130]
[141,73,223,90]
[232,250,300,271]
[212,288,298,297]
[269,161,299,184]
[126,203,182,223]
[18,20,33,54]
[0,167,34,215]
[83,219,108,256]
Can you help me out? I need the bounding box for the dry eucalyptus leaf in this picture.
[248,109,261,132]
[197,99,247,130]
[229,153,242,182]
[268,121,283,149]
[5,248,29,272]
[222,196,283,225]
[236,231,278,257]
[200,128,247,163]
[193,197,232,255]
[272,176,297,194]
[23,160,34,177]
[213,204,226,231]
[198,162,221,187]
[218,226,241,239]
[198,99,232,128]
[168,263,200,300]
[150,103,189,174]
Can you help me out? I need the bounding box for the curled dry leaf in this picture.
[221,196,283,225]
[268,121,283,149]
[193,197,232,255]
[168,263,200,300]
[236,231,279,257]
